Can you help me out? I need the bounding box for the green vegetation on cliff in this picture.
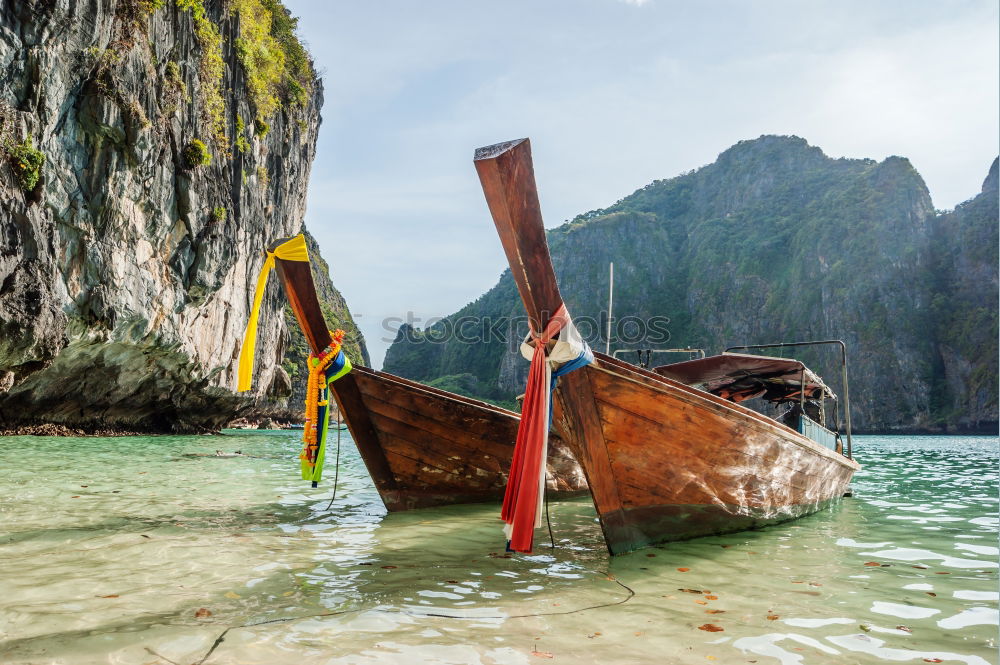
[181,138,211,168]
[176,0,227,148]
[6,136,45,191]
[232,0,315,124]
[924,159,999,428]
[176,0,314,152]
[384,136,998,433]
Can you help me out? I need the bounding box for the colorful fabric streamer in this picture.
[301,331,351,485]
[300,350,351,486]
[237,234,309,392]
[502,304,593,553]
[235,234,353,488]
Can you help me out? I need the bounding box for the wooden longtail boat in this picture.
[474,139,860,554]
[262,236,586,511]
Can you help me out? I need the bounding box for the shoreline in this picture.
[0,417,309,437]
[0,421,995,438]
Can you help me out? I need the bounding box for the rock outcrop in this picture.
[384,136,998,433]
[925,158,999,430]
[0,0,364,433]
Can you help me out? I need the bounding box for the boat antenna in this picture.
[606,262,614,355]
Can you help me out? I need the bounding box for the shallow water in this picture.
[0,432,996,664]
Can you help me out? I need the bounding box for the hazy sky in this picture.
[284,0,999,367]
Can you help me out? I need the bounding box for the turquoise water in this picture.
[0,432,996,664]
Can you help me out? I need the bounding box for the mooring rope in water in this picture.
[190,571,635,665]
[324,409,343,511]
[543,476,555,549]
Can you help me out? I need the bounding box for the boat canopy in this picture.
[652,352,835,404]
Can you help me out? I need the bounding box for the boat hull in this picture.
[552,354,858,554]
[268,239,586,513]
[599,498,844,554]
[333,365,587,512]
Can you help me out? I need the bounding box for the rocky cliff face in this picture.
[0,0,356,432]
[384,136,998,433]
[925,159,999,430]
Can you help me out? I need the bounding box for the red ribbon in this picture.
[501,303,571,553]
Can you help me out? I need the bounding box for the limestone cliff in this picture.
[0,0,360,432]
[925,159,999,430]
[384,136,998,433]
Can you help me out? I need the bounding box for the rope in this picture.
[543,474,555,549]
[324,409,342,511]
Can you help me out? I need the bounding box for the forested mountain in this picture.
[384,136,998,433]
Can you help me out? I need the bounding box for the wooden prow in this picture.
[476,139,633,554]
[265,238,398,494]
[267,237,332,354]
[474,139,564,334]
[262,235,590,512]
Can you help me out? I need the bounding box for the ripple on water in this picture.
[955,543,1000,556]
[825,634,994,665]
[0,432,996,664]
[870,601,940,619]
[938,607,1000,630]
[858,546,999,569]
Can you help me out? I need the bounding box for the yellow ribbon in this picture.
[236,234,309,392]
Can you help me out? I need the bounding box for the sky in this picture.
[283,0,999,368]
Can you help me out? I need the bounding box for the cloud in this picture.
[285,0,998,367]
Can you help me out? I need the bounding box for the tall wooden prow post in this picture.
[473,139,563,333]
[267,237,332,353]
[474,138,637,553]
[266,237,398,496]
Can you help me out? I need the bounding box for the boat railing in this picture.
[612,347,706,368]
[798,413,840,452]
[725,340,853,460]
